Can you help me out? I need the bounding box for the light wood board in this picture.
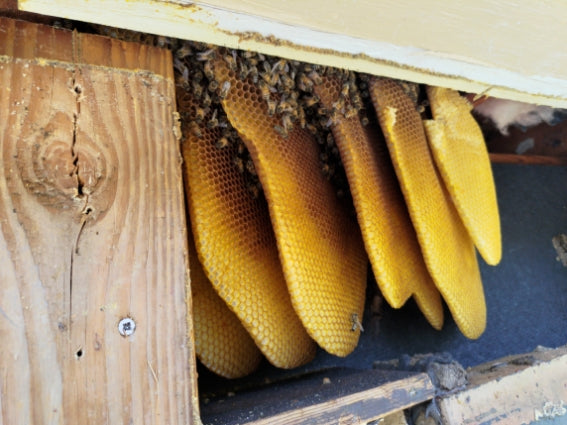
[18,0,567,108]
[0,17,198,424]
[438,345,567,424]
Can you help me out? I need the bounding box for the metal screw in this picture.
[118,317,136,337]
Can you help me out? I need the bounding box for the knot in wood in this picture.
[15,112,116,222]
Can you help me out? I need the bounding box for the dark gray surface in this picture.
[316,163,567,370]
[199,163,567,399]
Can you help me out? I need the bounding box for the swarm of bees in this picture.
[172,41,375,204]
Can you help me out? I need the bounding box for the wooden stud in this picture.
[0,17,198,424]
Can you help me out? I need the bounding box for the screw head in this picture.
[118,317,136,337]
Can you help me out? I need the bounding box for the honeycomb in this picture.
[424,86,501,265]
[369,77,486,339]
[213,58,368,357]
[188,226,262,378]
[314,76,444,330]
[180,91,316,369]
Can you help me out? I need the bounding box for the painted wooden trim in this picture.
[18,0,567,108]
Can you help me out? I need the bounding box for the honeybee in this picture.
[233,157,245,173]
[297,107,306,129]
[192,70,203,83]
[207,109,218,129]
[305,123,318,135]
[196,48,215,61]
[281,114,294,133]
[361,116,369,126]
[192,81,203,98]
[297,73,314,92]
[208,79,219,93]
[203,61,214,80]
[261,71,279,87]
[194,107,206,122]
[273,124,288,138]
[344,106,358,119]
[258,80,271,100]
[321,163,334,179]
[280,74,295,91]
[238,62,249,80]
[175,44,192,60]
[175,74,190,91]
[326,133,335,147]
[325,112,339,127]
[308,70,323,85]
[340,82,351,99]
[202,91,212,108]
[332,96,345,114]
[302,95,319,108]
[237,140,246,155]
[350,313,364,332]
[219,81,231,99]
[245,159,257,176]
[276,99,293,115]
[247,181,261,199]
[188,121,202,138]
[266,99,277,116]
[224,53,237,71]
[351,92,362,110]
[261,60,271,74]
[215,136,230,149]
[248,66,259,84]
[272,59,288,73]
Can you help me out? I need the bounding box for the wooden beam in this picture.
[0,17,198,424]
[201,368,434,424]
[17,0,567,108]
[438,346,567,424]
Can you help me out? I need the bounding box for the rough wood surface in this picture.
[438,345,567,425]
[18,0,567,107]
[201,368,434,425]
[0,17,198,424]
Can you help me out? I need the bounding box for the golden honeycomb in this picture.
[369,77,487,339]
[180,90,316,369]
[188,226,262,378]
[212,58,368,357]
[424,86,501,265]
[314,76,444,330]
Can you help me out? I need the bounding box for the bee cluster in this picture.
[172,41,374,203]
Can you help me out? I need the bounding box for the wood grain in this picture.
[0,17,198,424]
[438,346,567,424]
[201,368,434,425]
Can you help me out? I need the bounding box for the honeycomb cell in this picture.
[424,86,501,265]
[369,77,486,339]
[213,58,368,357]
[181,92,316,369]
[188,226,262,378]
[314,76,443,330]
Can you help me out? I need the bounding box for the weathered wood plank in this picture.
[438,345,567,425]
[17,0,567,107]
[0,17,198,424]
[201,368,434,425]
